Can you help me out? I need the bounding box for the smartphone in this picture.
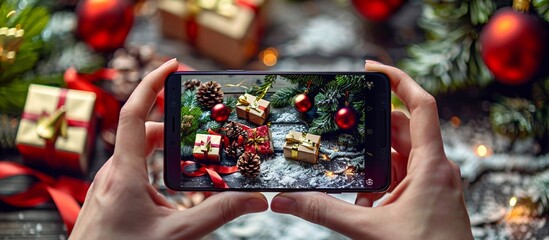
[164,72,390,192]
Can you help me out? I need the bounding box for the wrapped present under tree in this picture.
[283,130,321,164]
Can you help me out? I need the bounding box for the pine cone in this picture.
[0,114,19,154]
[237,152,261,178]
[225,140,244,158]
[196,81,224,109]
[222,121,247,140]
[184,79,202,91]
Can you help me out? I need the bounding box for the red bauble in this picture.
[211,103,230,122]
[351,0,405,22]
[294,93,314,113]
[479,8,547,85]
[76,0,135,52]
[334,107,358,130]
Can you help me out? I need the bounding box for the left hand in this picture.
[70,59,268,239]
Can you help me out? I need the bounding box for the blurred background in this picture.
[0,0,548,239]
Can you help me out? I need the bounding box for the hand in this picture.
[271,61,472,239]
[70,59,268,239]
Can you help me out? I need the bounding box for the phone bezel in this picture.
[164,71,391,192]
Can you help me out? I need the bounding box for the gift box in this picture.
[236,93,270,125]
[158,0,268,68]
[193,134,222,163]
[16,84,97,174]
[283,130,321,164]
[245,125,274,154]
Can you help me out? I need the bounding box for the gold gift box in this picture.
[158,0,268,68]
[15,84,96,174]
[192,134,222,163]
[283,130,321,164]
[235,93,270,125]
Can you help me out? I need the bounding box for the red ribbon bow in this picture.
[0,161,90,234]
[181,161,237,188]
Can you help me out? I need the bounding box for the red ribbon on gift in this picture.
[64,67,120,131]
[181,161,237,188]
[194,136,221,160]
[0,161,90,234]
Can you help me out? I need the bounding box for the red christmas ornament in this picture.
[351,0,405,22]
[211,103,231,123]
[479,5,547,85]
[294,93,314,113]
[76,0,135,52]
[334,106,358,130]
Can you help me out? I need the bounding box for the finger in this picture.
[168,192,267,239]
[145,121,164,157]
[271,192,373,238]
[391,110,411,157]
[113,59,178,169]
[355,192,384,207]
[365,62,445,164]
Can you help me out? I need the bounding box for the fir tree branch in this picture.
[248,74,276,98]
[270,86,301,108]
[534,0,549,21]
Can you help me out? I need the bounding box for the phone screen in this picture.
[164,72,390,192]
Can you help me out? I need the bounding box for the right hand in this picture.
[271,61,472,239]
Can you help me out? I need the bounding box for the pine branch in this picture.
[400,0,495,94]
[270,86,301,108]
[181,89,198,107]
[248,74,276,98]
[309,111,338,135]
[0,74,62,115]
[534,0,549,21]
[279,74,327,86]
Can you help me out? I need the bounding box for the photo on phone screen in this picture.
[164,72,390,192]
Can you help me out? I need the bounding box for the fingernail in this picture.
[161,58,177,67]
[355,197,372,207]
[245,198,267,212]
[366,59,382,65]
[271,196,297,213]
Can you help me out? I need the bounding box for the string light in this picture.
[474,144,492,158]
[259,47,278,67]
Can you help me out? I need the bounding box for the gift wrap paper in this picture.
[283,130,321,164]
[236,94,270,125]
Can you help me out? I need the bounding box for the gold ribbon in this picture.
[246,128,267,152]
[237,95,265,122]
[36,107,68,141]
[200,139,212,154]
[0,26,25,62]
[285,132,316,159]
[188,0,238,18]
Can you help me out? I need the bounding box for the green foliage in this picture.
[270,86,301,108]
[534,0,549,21]
[400,0,496,94]
[225,95,237,110]
[0,1,50,82]
[181,89,198,107]
[0,74,62,115]
[180,106,203,146]
[248,74,277,98]
[490,98,538,141]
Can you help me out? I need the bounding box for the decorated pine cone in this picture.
[225,140,244,158]
[237,152,261,178]
[184,79,202,91]
[222,121,247,140]
[196,81,224,109]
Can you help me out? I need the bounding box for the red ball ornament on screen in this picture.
[294,93,314,113]
[76,0,135,52]
[351,0,405,22]
[479,8,546,85]
[334,107,358,130]
[211,103,230,123]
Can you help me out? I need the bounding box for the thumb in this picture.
[271,192,374,238]
[168,192,268,239]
